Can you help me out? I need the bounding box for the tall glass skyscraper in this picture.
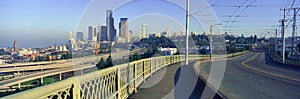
[119,18,130,42]
[88,26,96,41]
[106,9,116,42]
[76,32,84,41]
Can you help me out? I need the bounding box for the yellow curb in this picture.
[241,53,300,82]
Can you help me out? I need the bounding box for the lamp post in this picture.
[185,0,189,65]
[210,23,222,59]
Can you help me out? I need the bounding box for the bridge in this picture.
[0,49,146,90]
[0,51,247,99]
[3,51,299,99]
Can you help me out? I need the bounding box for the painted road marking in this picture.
[241,53,300,82]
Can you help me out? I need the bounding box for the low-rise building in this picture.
[158,47,178,56]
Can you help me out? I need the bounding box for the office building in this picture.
[100,26,107,41]
[165,28,171,37]
[142,24,148,38]
[76,32,84,41]
[12,40,18,52]
[119,18,130,42]
[88,26,96,41]
[97,32,101,42]
[106,9,116,41]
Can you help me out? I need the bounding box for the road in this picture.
[197,52,300,99]
[0,48,145,73]
[131,59,226,99]
[0,49,147,89]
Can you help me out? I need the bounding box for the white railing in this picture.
[2,52,248,99]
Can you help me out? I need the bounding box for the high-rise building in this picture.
[142,24,148,38]
[119,18,130,42]
[100,26,107,41]
[93,27,97,41]
[97,32,101,42]
[165,28,171,37]
[69,31,73,40]
[106,9,116,41]
[88,26,96,41]
[69,31,76,50]
[12,40,18,52]
[76,32,84,41]
[191,31,197,35]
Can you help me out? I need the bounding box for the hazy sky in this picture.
[0,0,299,48]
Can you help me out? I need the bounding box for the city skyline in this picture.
[1,0,299,48]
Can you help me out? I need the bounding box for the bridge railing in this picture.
[2,52,248,99]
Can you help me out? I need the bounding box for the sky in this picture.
[0,0,299,48]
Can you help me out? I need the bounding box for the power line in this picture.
[224,0,250,32]
[229,0,257,28]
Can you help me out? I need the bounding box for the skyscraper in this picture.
[165,28,171,37]
[97,32,101,42]
[93,27,97,41]
[88,26,96,41]
[12,40,18,52]
[119,18,130,42]
[106,9,116,41]
[76,32,84,41]
[142,24,148,38]
[100,26,107,41]
[69,31,73,40]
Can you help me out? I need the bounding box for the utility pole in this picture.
[210,25,213,59]
[185,0,189,66]
[275,29,278,46]
[292,8,299,52]
[273,29,278,56]
[281,8,286,63]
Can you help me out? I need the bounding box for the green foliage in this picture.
[130,52,141,62]
[45,56,50,61]
[33,56,41,62]
[96,57,106,69]
[200,49,207,54]
[106,55,113,67]
[96,55,114,69]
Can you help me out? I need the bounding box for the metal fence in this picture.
[3,52,247,99]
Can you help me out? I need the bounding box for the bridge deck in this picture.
[130,61,222,99]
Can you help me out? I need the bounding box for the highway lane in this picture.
[0,49,147,88]
[0,49,146,73]
[196,52,300,99]
[0,63,96,89]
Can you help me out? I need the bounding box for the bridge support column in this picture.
[41,77,44,85]
[59,73,62,80]
[18,83,21,89]
[17,70,20,77]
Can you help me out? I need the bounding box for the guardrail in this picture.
[2,51,248,99]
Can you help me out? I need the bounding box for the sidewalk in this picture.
[130,61,223,99]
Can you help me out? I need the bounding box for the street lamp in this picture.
[210,23,222,59]
[185,0,189,66]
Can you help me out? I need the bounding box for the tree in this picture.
[254,35,257,43]
[106,55,113,68]
[34,56,41,62]
[130,52,141,62]
[96,57,106,69]
[45,56,50,61]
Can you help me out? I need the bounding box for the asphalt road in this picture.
[131,61,223,99]
[197,52,300,99]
